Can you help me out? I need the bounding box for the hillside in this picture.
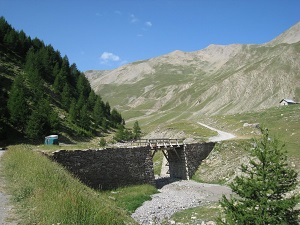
[86,22,300,130]
[0,17,124,144]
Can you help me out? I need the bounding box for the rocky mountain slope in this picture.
[85,22,300,124]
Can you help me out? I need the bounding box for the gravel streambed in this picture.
[132,177,231,224]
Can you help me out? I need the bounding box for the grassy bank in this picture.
[0,145,156,224]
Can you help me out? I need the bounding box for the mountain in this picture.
[86,22,300,128]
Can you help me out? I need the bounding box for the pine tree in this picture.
[87,91,97,111]
[219,128,300,224]
[78,104,90,130]
[25,98,59,139]
[53,66,67,94]
[61,83,71,110]
[7,74,29,130]
[133,121,142,140]
[69,99,77,122]
[0,16,12,44]
[93,97,105,127]
[111,108,123,128]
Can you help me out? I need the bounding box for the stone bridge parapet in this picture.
[50,142,215,190]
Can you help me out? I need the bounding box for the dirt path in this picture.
[197,122,236,142]
[0,150,17,225]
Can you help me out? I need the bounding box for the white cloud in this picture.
[145,21,152,27]
[130,14,138,23]
[100,52,120,64]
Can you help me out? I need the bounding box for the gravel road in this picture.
[0,150,17,225]
[197,122,236,142]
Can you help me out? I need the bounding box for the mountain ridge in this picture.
[85,22,300,124]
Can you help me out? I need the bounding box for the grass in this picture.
[0,145,158,224]
[211,104,300,157]
[166,121,217,141]
[153,150,164,175]
[192,140,251,184]
[166,203,221,224]
[104,185,158,213]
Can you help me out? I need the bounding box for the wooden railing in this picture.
[132,138,185,149]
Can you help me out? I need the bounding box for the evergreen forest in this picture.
[0,16,124,143]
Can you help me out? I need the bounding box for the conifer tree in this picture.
[78,104,90,130]
[93,97,105,127]
[111,108,123,127]
[3,29,19,52]
[53,66,67,94]
[69,99,77,122]
[25,98,58,139]
[133,121,142,140]
[219,128,299,224]
[61,83,71,110]
[87,91,97,111]
[7,74,29,130]
[0,16,12,44]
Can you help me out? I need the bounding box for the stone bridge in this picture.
[50,140,215,190]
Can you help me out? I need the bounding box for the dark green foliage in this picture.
[0,16,11,43]
[99,137,107,147]
[93,97,105,127]
[111,108,123,128]
[219,128,300,224]
[0,16,124,141]
[25,99,59,139]
[78,104,90,130]
[114,121,143,142]
[76,73,91,98]
[114,124,133,142]
[61,84,72,110]
[133,121,142,139]
[68,99,78,122]
[7,74,29,130]
[87,91,97,111]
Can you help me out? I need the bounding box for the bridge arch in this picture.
[49,141,215,190]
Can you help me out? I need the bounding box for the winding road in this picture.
[198,122,236,142]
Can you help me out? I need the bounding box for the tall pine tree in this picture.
[219,128,299,224]
[133,121,142,140]
[7,74,29,130]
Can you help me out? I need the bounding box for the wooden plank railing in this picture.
[131,138,185,149]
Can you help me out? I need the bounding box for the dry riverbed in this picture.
[132,177,231,224]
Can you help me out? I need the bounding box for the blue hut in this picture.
[44,135,59,145]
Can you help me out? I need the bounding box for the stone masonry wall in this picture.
[168,147,188,179]
[49,143,215,190]
[184,142,215,179]
[51,146,155,190]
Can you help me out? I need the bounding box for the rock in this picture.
[206,221,216,225]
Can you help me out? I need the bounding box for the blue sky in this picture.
[1,0,300,72]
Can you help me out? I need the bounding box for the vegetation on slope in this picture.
[1,145,157,224]
[208,104,300,157]
[0,16,124,144]
[219,128,299,224]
